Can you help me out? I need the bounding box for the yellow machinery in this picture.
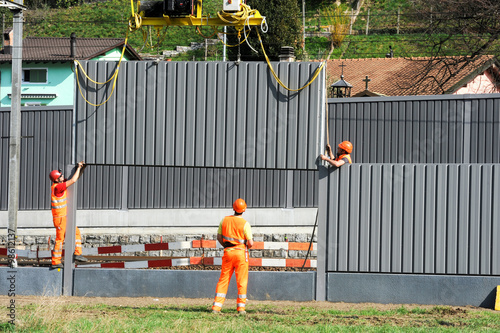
[129,0,266,32]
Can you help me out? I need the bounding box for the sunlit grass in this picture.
[3,297,499,333]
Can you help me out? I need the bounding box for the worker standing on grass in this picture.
[212,198,254,315]
[49,162,88,269]
[320,141,353,167]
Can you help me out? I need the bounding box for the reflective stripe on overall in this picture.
[212,216,249,312]
[51,183,82,265]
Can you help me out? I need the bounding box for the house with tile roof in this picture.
[326,55,500,97]
[0,31,141,106]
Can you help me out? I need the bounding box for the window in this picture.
[22,68,47,83]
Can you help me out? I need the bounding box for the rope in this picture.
[256,28,326,92]
[216,3,255,25]
[216,27,251,47]
[75,35,128,107]
[196,25,218,39]
[129,0,142,31]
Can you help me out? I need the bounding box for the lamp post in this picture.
[329,75,352,98]
[329,62,352,98]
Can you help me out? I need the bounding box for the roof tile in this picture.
[325,56,498,96]
[0,37,141,61]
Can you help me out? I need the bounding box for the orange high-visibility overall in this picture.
[51,183,82,265]
[212,215,252,312]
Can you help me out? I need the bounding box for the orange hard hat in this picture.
[49,169,62,182]
[338,141,353,154]
[233,198,247,213]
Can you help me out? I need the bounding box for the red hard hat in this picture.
[49,169,62,182]
[338,141,353,154]
[233,198,247,213]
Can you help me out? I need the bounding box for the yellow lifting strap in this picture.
[75,35,129,107]
[255,28,325,92]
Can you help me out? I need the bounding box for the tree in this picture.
[227,0,302,61]
[401,0,500,94]
[324,4,350,60]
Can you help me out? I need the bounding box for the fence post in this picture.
[316,164,329,301]
[63,164,78,296]
[365,9,370,35]
[349,8,353,35]
[397,7,400,34]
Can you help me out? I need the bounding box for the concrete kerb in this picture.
[73,269,316,300]
[0,267,316,301]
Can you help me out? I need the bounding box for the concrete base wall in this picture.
[74,269,316,301]
[0,267,316,301]
[0,267,62,296]
[327,273,500,308]
[3,268,500,307]
[0,208,317,229]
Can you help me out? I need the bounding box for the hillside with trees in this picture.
[0,0,498,63]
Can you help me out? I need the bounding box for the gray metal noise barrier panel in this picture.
[75,61,325,170]
[320,163,500,275]
[0,107,73,211]
[328,94,500,163]
[76,165,318,209]
[0,111,9,210]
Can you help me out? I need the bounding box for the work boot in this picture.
[74,255,88,262]
[51,263,63,269]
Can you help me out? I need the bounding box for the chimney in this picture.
[3,28,13,54]
[70,32,76,58]
[279,46,295,62]
[385,46,394,58]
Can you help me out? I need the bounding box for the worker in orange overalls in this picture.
[212,198,254,315]
[320,140,353,167]
[49,161,87,269]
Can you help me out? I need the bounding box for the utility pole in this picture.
[6,0,26,254]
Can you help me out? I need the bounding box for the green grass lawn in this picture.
[2,297,500,332]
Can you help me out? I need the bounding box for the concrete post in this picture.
[63,164,78,296]
[7,7,23,248]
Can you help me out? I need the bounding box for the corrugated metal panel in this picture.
[322,163,500,275]
[0,108,73,210]
[328,94,500,163]
[0,111,9,210]
[123,167,314,209]
[77,165,123,210]
[75,61,325,170]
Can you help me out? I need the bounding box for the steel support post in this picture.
[63,164,78,296]
[316,164,329,301]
